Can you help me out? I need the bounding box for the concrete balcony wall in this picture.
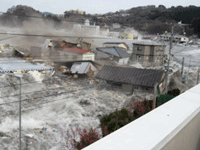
[83,84,200,150]
[161,112,200,150]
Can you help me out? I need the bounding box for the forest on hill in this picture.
[0,5,200,37]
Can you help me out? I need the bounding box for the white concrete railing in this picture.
[83,84,200,150]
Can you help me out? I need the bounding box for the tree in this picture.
[158,5,166,9]
[191,17,200,37]
[100,108,133,136]
[133,100,153,119]
[74,128,100,150]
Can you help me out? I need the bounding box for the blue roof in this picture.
[96,47,130,58]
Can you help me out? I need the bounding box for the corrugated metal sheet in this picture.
[0,58,53,73]
[71,62,90,74]
[96,65,164,87]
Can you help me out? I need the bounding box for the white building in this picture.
[159,34,189,44]
[112,23,121,29]
[73,19,100,36]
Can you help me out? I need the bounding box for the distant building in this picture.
[103,42,129,51]
[96,47,130,65]
[119,33,134,40]
[131,41,166,67]
[96,65,165,93]
[112,23,121,29]
[159,34,189,44]
[67,9,86,15]
[73,19,100,36]
[108,32,120,38]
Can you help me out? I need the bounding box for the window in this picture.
[137,55,141,60]
[137,47,142,51]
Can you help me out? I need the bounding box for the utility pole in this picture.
[165,26,173,93]
[181,57,184,76]
[197,66,199,85]
[15,74,22,150]
[187,56,192,83]
[153,83,158,109]
[19,77,22,150]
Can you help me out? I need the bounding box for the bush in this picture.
[74,128,100,150]
[100,108,133,136]
[133,100,153,119]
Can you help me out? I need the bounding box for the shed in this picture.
[71,62,96,74]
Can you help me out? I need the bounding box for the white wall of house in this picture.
[118,57,129,65]
[82,52,95,61]
[122,84,132,91]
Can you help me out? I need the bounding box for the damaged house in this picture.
[48,40,95,62]
[14,46,42,59]
[96,65,166,93]
[58,48,95,62]
[96,47,130,65]
[71,62,97,78]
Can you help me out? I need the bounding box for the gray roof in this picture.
[104,42,128,45]
[96,47,130,58]
[132,40,166,46]
[0,58,53,73]
[96,65,164,87]
[71,62,91,74]
[14,48,29,57]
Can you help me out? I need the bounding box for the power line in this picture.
[0,75,90,89]
[0,69,167,106]
[0,85,93,107]
[0,86,95,117]
[0,75,68,89]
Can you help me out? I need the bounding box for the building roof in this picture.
[132,40,165,46]
[96,65,164,87]
[104,42,129,48]
[104,42,128,45]
[14,48,29,57]
[71,62,92,74]
[96,47,130,58]
[0,58,53,73]
[60,48,91,54]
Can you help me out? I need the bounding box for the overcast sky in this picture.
[0,0,199,14]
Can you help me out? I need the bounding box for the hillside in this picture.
[0,5,200,36]
[92,5,200,36]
